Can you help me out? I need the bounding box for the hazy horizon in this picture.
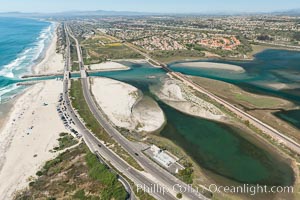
[0,0,300,14]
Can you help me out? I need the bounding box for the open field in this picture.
[81,34,143,64]
[150,49,205,63]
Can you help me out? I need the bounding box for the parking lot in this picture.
[57,92,81,139]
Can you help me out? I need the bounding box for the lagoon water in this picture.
[91,60,295,186]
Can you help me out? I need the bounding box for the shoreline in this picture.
[172,61,245,73]
[0,22,67,199]
[33,23,64,75]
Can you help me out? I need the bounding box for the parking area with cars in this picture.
[57,93,81,138]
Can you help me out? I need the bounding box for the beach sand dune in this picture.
[173,62,245,73]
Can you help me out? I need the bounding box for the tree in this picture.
[176,193,183,199]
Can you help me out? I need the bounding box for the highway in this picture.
[64,24,208,200]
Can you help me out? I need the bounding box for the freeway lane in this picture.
[66,25,208,200]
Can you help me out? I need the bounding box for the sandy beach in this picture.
[33,27,64,74]
[89,61,130,71]
[151,78,226,121]
[90,77,165,133]
[0,80,67,199]
[173,62,245,73]
[0,26,67,199]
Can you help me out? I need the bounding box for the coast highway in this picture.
[64,24,208,200]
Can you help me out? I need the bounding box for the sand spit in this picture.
[90,77,165,133]
[173,62,245,73]
[89,61,130,71]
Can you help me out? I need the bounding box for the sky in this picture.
[0,0,300,13]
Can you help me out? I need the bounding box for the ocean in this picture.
[0,17,54,103]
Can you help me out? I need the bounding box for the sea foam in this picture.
[0,22,55,78]
[0,20,55,103]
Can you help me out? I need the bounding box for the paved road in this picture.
[65,25,208,200]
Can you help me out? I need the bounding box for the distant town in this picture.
[55,15,300,64]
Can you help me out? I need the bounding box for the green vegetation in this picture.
[176,193,183,199]
[292,32,300,41]
[85,151,128,199]
[70,80,111,142]
[69,79,143,171]
[15,144,127,200]
[177,162,194,184]
[234,93,278,108]
[53,132,78,151]
[73,189,86,199]
[150,49,205,63]
[70,41,80,71]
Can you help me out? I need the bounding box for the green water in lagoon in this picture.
[274,110,300,129]
[160,103,292,185]
[90,59,295,186]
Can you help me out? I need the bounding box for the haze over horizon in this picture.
[0,0,300,14]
